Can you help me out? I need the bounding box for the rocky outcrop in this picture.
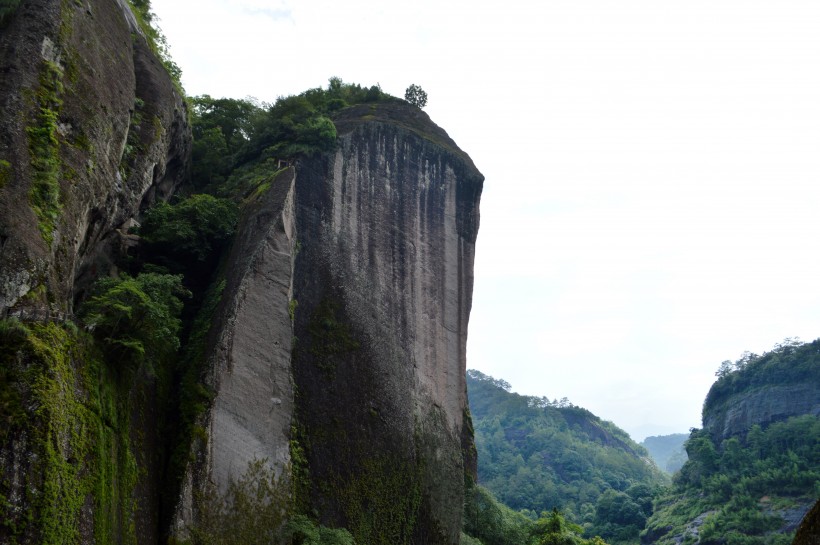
[703,383,820,443]
[181,101,483,545]
[0,0,190,319]
[175,168,298,534]
[0,1,188,544]
[292,102,482,544]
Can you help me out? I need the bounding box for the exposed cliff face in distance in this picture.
[701,340,820,444]
[0,1,189,543]
[642,339,820,545]
[0,0,190,319]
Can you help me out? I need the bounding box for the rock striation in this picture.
[0,0,190,319]
[293,102,482,544]
[180,101,483,545]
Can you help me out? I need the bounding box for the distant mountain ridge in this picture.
[640,433,688,474]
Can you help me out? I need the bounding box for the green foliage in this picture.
[249,94,337,160]
[532,509,585,545]
[646,372,820,545]
[0,322,140,544]
[641,433,689,474]
[188,459,356,545]
[138,194,239,267]
[126,0,182,88]
[463,483,533,545]
[27,60,64,244]
[704,338,820,418]
[80,272,189,370]
[188,78,396,198]
[404,84,428,108]
[189,95,265,188]
[588,489,647,542]
[287,514,356,545]
[333,456,421,545]
[191,459,291,545]
[163,277,224,523]
[467,370,666,528]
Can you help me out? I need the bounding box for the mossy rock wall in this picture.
[0,321,168,544]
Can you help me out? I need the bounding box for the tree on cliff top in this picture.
[405,84,428,108]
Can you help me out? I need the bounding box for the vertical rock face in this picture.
[703,383,820,443]
[0,1,189,544]
[208,168,297,489]
[0,0,190,318]
[291,102,483,544]
[186,102,483,545]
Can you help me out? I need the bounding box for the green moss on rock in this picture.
[26,61,65,245]
[0,321,140,545]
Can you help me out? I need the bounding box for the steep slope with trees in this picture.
[467,370,668,543]
[643,339,820,545]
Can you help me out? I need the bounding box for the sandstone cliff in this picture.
[0,0,189,319]
[293,102,482,544]
[703,383,820,444]
[0,1,188,543]
[179,101,483,545]
[701,340,820,444]
[0,5,483,543]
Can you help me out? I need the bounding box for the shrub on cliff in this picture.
[80,272,189,370]
[138,194,238,270]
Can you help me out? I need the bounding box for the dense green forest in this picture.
[643,340,820,545]
[467,370,668,543]
[640,434,688,474]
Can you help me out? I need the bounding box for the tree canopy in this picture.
[80,272,189,370]
[404,84,428,108]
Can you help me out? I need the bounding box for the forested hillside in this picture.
[467,370,668,543]
[643,339,820,545]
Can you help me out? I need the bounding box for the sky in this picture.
[149,0,820,441]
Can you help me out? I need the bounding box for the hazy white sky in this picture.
[150,0,820,441]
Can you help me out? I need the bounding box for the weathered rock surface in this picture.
[182,102,483,545]
[0,0,190,319]
[0,1,188,544]
[291,102,482,544]
[703,383,820,443]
